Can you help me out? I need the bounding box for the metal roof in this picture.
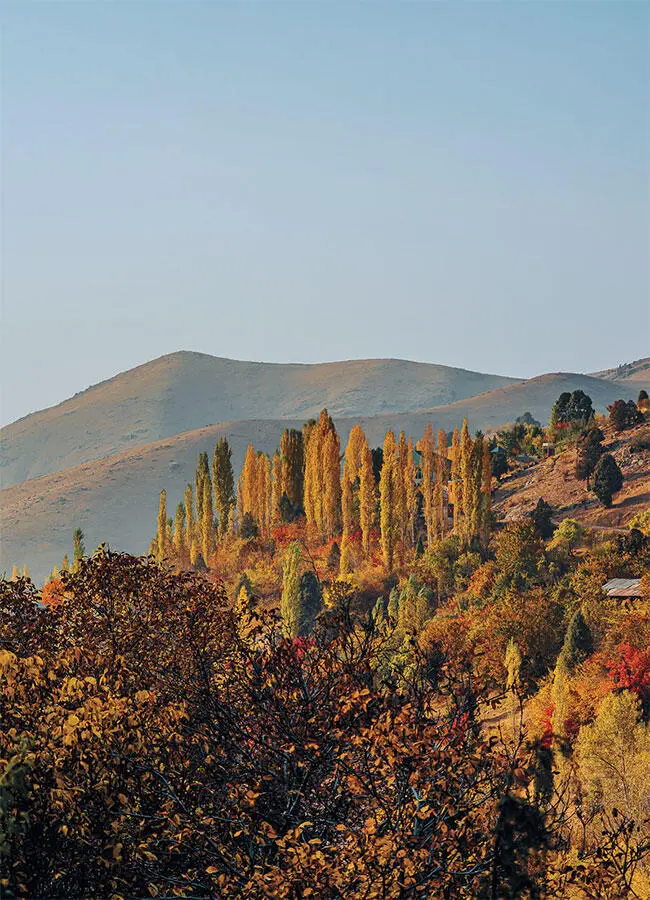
[602,578,642,598]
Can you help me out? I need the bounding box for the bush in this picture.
[608,399,643,432]
[630,429,650,453]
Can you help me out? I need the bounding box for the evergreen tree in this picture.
[212,438,235,537]
[531,498,555,540]
[592,453,623,507]
[397,576,434,633]
[575,427,603,486]
[638,389,649,404]
[558,609,593,670]
[297,571,323,636]
[280,542,302,637]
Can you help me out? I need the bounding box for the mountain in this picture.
[590,357,650,385]
[1,370,642,583]
[0,352,520,488]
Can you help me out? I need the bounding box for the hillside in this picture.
[1,371,644,583]
[590,356,650,385]
[493,422,650,530]
[0,352,520,487]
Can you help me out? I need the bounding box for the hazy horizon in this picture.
[2,1,648,424]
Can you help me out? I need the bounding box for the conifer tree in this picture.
[212,438,235,537]
[380,430,399,569]
[280,542,302,637]
[558,609,593,670]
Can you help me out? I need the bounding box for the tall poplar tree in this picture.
[280,542,302,637]
[420,424,435,547]
[156,491,168,563]
[436,429,449,537]
[451,427,461,531]
[359,442,377,557]
[380,430,399,569]
[212,438,235,538]
[201,477,214,565]
[172,502,187,565]
[280,428,304,510]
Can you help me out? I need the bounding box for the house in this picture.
[602,578,643,599]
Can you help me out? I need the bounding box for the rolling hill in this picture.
[590,356,650,385]
[0,352,520,488]
[1,369,644,583]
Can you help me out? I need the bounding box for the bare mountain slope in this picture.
[590,357,650,386]
[1,371,641,583]
[0,352,519,487]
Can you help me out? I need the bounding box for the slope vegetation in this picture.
[1,371,642,583]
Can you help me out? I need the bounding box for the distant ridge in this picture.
[1,369,643,583]
[0,352,520,487]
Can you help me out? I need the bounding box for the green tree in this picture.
[530,498,554,540]
[280,542,302,637]
[280,428,304,511]
[212,438,235,537]
[72,527,85,572]
[575,427,603,486]
[155,492,168,563]
[557,608,592,670]
[592,454,623,507]
[297,571,322,636]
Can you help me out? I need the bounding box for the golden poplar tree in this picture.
[459,418,473,539]
[420,424,435,547]
[238,445,258,523]
[451,427,461,531]
[481,438,492,543]
[359,442,377,557]
[184,484,196,552]
[396,432,409,546]
[323,428,342,539]
[380,430,399,569]
[271,450,282,526]
[404,436,417,546]
[201,476,214,565]
[156,489,168,562]
[436,429,449,536]
[304,410,340,540]
[173,502,187,566]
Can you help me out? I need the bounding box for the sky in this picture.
[1,1,648,425]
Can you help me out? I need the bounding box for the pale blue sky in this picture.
[2,1,648,425]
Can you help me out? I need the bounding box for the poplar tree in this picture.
[404,437,417,547]
[280,428,304,511]
[380,430,399,569]
[420,424,435,547]
[459,419,473,539]
[195,451,210,525]
[359,442,377,557]
[201,478,214,566]
[238,445,258,524]
[172,502,187,565]
[212,438,235,537]
[481,438,492,543]
[451,427,461,531]
[435,429,449,537]
[61,554,70,572]
[184,484,196,550]
[396,432,409,546]
[304,410,341,540]
[271,451,282,526]
[341,425,369,554]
